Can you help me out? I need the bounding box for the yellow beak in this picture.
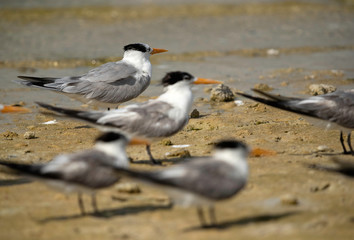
[193,78,222,85]
[151,48,168,55]
[129,137,151,146]
[1,105,31,113]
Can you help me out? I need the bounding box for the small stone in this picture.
[316,145,333,153]
[2,131,19,140]
[309,84,336,96]
[253,83,273,92]
[281,81,289,86]
[280,194,299,205]
[24,131,36,139]
[190,109,200,118]
[115,182,141,194]
[166,149,191,158]
[210,84,235,102]
[161,139,173,146]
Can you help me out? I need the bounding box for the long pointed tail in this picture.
[15,76,58,89]
[36,102,104,124]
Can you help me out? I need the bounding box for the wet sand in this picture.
[0,1,354,239]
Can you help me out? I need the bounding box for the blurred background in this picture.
[0,0,353,109]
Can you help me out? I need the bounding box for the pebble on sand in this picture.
[280,194,299,206]
[166,149,191,158]
[210,84,235,102]
[190,109,200,118]
[309,84,336,96]
[2,131,19,140]
[115,182,141,194]
[24,131,36,139]
[253,83,273,92]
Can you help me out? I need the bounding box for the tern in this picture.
[36,71,222,164]
[0,132,145,215]
[104,140,249,227]
[15,43,167,108]
[238,89,354,155]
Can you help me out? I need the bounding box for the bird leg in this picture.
[146,144,161,165]
[77,193,86,215]
[197,207,208,228]
[208,206,218,227]
[91,193,99,214]
[347,132,353,155]
[340,131,349,154]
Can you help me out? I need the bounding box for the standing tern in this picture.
[238,89,354,155]
[0,132,145,215]
[15,43,167,108]
[104,140,250,227]
[36,71,222,164]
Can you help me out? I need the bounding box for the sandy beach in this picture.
[0,1,354,239]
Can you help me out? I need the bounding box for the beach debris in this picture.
[267,48,280,56]
[161,139,173,146]
[250,148,277,157]
[24,131,36,139]
[166,149,191,158]
[309,84,336,96]
[234,100,244,106]
[2,131,18,140]
[210,84,235,102]
[172,144,190,148]
[280,194,299,205]
[190,109,200,118]
[115,182,141,194]
[316,145,333,153]
[253,83,273,92]
[42,120,58,125]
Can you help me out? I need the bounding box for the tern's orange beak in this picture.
[1,105,31,113]
[151,48,168,55]
[129,138,151,146]
[193,78,222,85]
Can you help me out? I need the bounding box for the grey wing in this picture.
[98,101,188,138]
[289,90,354,128]
[43,150,119,189]
[80,62,137,83]
[152,160,247,200]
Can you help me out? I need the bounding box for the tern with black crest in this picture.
[238,89,354,154]
[0,132,144,215]
[37,71,222,164]
[105,140,250,227]
[16,43,167,108]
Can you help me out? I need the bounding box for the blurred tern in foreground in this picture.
[0,132,144,215]
[36,71,222,164]
[0,104,30,113]
[16,43,167,108]
[238,89,354,155]
[105,140,249,227]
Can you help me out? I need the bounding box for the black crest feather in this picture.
[161,71,194,87]
[123,43,148,53]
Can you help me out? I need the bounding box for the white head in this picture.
[212,140,250,176]
[123,43,167,61]
[94,132,130,167]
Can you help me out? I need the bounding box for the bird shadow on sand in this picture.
[306,163,354,178]
[0,178,32,187]
[184,211,298,231]
[130,157,190,166]
[38,203,172,224]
